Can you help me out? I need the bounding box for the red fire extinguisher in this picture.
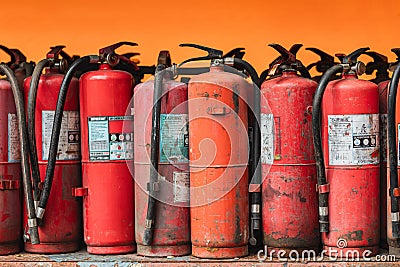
[46,42,136,255]
[0,61,38,253]
[305,47,340,82]
[134,51,191,256]
[23,46,82,253]
[260,44,320,254]
[313,47,380,256]
[386,49,400,256]
[363,50,393,250]
[181,43,259,259]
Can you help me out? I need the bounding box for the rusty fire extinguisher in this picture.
[305,47,339,82]
[23,46,82,253]
[0,59,38,254]
[134,51,191,257]
[44,42,136,255]
[386,48,400,256]
[313,47,380,256]
[260,44,320,254]
[180,43,259,259]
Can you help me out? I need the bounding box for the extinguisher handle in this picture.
[222,48,245,59]
[335,53,346,64]
[392,48,400,61]
[9,49,27,65]
[389,48,400,72]
[268,43,297,63]
[0,44,16,66]
[179,43,223,66]
[343,47,370,64]
[99,41,138,56]
[364,51,389,76]
[47,45,67,60]
[121,52,140,59]
[305,47,336,73]
[306,47,334,63]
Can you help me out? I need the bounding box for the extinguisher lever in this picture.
[268,43,297,63]
[222,48,245,59]
[364,51,389,76]
[0,44,17,68]
[389,48,400,72]
[9,49,27,65]
[343,47,370,64]
[99,41,138,57]
[305,48,336,73]
[179,43,223,66]
[121,52,140,60]
[47,45,66,60]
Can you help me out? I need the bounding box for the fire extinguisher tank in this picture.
[189,64,250,259]
[79,63,135,254]
[23,66,82,253]
[260,47,320,252]
[134,68,190,256]
[0,79,21,255]
[321,73,380,254]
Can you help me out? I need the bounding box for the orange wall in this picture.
[2,0,400,74]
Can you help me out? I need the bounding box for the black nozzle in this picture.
[179,43,223,65]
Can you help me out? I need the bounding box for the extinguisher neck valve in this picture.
[223,57,235,66]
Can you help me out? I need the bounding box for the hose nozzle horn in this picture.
[178,43,223,66]
[99,41,138,66]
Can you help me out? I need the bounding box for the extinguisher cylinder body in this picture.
[134,74,190,256]
[321,73,380,256]
[23,68,82,253]
[188,65,250,259]
[260,70,320,253]
[79,64,135,255]
[0,80,21,255]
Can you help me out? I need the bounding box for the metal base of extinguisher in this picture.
[323,245,379,258]
[137,244,191,257]
[389,246,400,258]
[24,241,80,254]
[0,242,20,256]
[192,245,248,259]
[87,244,136,255]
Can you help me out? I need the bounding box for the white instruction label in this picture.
[173,172,190,203]
[8,113,21,162]
[42,110,80,160]
[380,114,387,162]
[260,113,274,164]
[88,116,133,161]
[328,114,379,165]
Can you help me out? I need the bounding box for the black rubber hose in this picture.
[0,64,39,244]
[143,64,165,245]
[388,63,400,238]
[299,63,312,79]
[259,69,269,84]
[312,64,343,233]
[36,56,99,220]
[27,59,50,202]
[231,58,261,246]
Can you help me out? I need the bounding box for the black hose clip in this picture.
[99,41,138,66]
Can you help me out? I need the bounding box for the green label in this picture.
[159,114,189,163]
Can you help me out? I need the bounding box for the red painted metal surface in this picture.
[79,63,135,255]
[23,68,81,253]
[134,74,190,257]
[321,73,380,255]
[188,65,250,259]
[260,70,320,253]
[377,79,389,249]
[0,80,21,255]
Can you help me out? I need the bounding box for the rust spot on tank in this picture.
[351,188,358,194]
[206,247,219,252]
[341,230,363,241]
[297,192,306,203]
[213,93,221,98]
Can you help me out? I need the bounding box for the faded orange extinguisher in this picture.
[313,47,380,256]
[180,43,260,259]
